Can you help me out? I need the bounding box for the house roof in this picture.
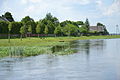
[0,16,9,21]
[89,26,104,32]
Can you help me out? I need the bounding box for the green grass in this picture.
[0,35,120,58]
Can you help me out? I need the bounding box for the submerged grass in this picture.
[0,35,120,58]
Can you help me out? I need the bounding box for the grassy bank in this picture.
[0,35,120,58]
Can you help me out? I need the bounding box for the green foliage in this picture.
[40,13,59,34]
[0,21,9,33]
[20,26,25,34]
[21,16,33,23]
[97,23,104,26]
[0,12,109,38]
[79,25,87,33]
[76,21,84,25]
[36,22,41,34]
[21,16,36,34]
[4,12,14,22]
[28,25,32,33]
[85,18,90,32]
[8,22,12,32]
[97,22,109,35]
[10,22,22,34]
[54,25,62,36]
[63,23,79,36]
[44,26,49,34]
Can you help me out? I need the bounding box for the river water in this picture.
[0,39,120,80]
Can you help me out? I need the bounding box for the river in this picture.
[0,39,120,80]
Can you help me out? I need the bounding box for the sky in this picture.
[0,0,120,33]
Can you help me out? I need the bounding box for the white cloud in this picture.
[104,0,120,16]
[96,0,120,16]
[21,0,92,5]
[96,0,103,6]
[21,0,41,4]
[65,0,91,5]
[20,0,94,21]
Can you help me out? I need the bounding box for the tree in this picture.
[28,25,32,38]
[21,16,36,37]
[40,13,59,34]
[76,21,84,25]
[9,22,22,34]
[79,25,87,36]
[21,16,33,23]
[44,26,49,34]
[45,13,53,20]
[85,18,90,32]
[8,22,12,43]
[97,23,103,26]
[63,23,79,36]
[97,23,109,35]
[20,26,25,41]
[54,25,62,36]
[36,23,41,38]
[0,21,9,34]
[4,12,14,22]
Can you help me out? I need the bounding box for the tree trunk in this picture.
[25,34,27,38]
[29,34,30,40]
[8,32,10,43]
[55,34,56,37]
[38,33,39,38]
[20,34,22,41]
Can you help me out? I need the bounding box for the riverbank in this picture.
[0,35,120,58]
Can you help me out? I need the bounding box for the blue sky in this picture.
[0,0,120,33]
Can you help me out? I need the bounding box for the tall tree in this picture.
[8,22,12,43]
[4,12,14,22]
[28,25,32,38]
[85,18,90,32]
[20,26,25,41]
[41,13,59,34]
[36,23,41,38]
[21,16,36,37]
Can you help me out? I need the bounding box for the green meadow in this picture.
[0,35,120,58]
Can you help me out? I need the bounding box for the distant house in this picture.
[89,26,104,32]
[0,16,9,21]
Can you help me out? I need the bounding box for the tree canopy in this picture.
[0,12,109,38]
[4,12,14,22]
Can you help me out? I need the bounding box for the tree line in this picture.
[0,12,109,39]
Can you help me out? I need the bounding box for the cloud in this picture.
[104,0,120,16]
[96,0,103,6]
[65,0,91,5]
[21,0,41,4]
[21,0,92,5]
[0,0,120,33]
[20,0,95,21]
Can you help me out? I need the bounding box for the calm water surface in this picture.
[0,39,120,80]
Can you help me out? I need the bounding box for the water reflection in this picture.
[51,45,68,53]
